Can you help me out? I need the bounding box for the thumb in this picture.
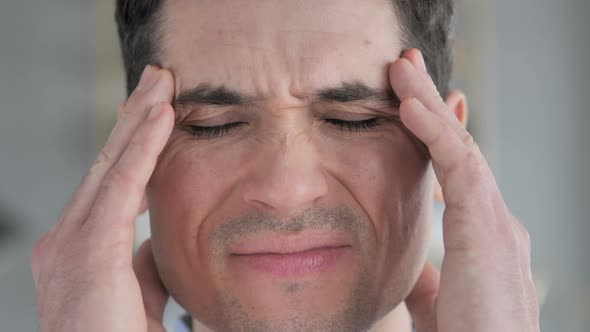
[133,239,169,328]
[406,261,440,332]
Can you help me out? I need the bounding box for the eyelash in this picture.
[323,118,379,133]
[187,122,245,138]
[186,118,380,138]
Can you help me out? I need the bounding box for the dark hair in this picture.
[115,0,455,97]
[392,0,455,98]
[115,0,164,96]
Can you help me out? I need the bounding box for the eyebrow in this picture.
[317,81,400,107]
[173,81,400,109]
[175,84,247,107]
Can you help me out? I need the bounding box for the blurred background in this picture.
[0,0,588,331]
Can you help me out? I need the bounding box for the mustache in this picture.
[208,206,370,246]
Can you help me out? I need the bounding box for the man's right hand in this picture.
[31,65,175,332]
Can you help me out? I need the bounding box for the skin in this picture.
[149,1,431,330]
[31,0,539,331]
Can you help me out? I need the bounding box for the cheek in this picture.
[317,129,431,242]
[317,128,432,310]
[147,133,248,253]
[145,133,250,313]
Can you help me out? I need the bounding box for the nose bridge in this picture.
[241,128,328,216]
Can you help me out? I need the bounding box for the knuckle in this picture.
[93,148,114,170]
[124,93,146,117]
[116,100,128,118]
[494,215,525,255]
[462,150,486,183]
[462,132,475,147]
[426,120,449,147]
[432,89,443,103]
[103,165,140,194]
[446,150,486,191]
[501,222,520,252]
[522,229,531,247]
[515,219,532,250]
[127,84,146,104]
[31,233,51,272]
[126,132,154,161]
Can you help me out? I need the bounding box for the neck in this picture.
[191,302,412,332]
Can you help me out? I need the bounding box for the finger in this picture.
[401,97,509,252]
[54,67,174,236]
[399,98,468,177]
[133,240,169,325]
[139,193,149,215]
[390,51,466,140]
[406,261,440,332]
[399,97,503,223]
[402,48,428,75]
[82,102,174,258]
[512,219,532,281]
[513,220,539,315]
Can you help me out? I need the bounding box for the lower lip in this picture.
[230,246,351,277]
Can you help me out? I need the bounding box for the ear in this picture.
[433,90,468,202]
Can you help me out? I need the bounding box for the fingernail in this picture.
[148,103,164,120]
[136,65,159,92]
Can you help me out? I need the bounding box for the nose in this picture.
[240,133,328,217]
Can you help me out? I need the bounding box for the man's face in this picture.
[146,0,434,330]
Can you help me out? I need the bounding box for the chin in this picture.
[183,253,401,332]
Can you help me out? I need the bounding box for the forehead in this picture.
[160,0,402,98]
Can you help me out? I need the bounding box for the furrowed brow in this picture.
[316,82,400,108]
[174,84,252,108]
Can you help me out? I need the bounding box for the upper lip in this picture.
[229,232,352,255]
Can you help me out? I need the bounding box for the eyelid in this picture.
[319,100,402,119]
[314,102,384,116]
[185,122,247,139]
[180,108,252,126]
[322,114,376,122]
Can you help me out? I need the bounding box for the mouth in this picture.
[228,232,353,277]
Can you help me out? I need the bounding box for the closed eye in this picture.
[184,118,380,139]
[324,118,379,133]
[186,122,246,138]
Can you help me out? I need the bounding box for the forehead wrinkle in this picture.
[162,0,403,107]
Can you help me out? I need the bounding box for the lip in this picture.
[228,232,353,277]
[231,246,351,277]
[229,231,352,255]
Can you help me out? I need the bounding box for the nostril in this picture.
[247,199,276,213]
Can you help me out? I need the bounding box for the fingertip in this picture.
[154,103,175,144]
[401,48,418,60]
[158,69,176,101]
[388,57,414,93]
[405,48,427,73]
[400,48,413,58]
[390,57,413,74]
[159,103,175,126]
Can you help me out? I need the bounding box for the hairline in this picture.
[124,0,451,98]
